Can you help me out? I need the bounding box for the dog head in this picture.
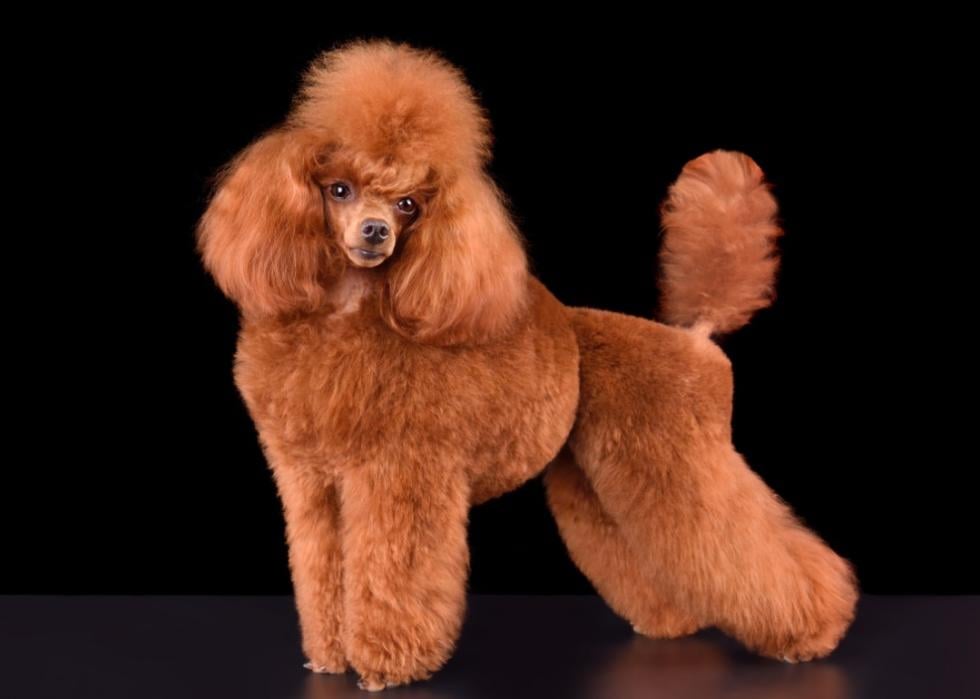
[196,39,528,345]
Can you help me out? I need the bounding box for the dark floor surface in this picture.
[2,594,978,698]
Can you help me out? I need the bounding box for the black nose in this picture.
[361,219,390,245]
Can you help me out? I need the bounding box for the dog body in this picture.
[197,40,858,691]
[234,273,579,505]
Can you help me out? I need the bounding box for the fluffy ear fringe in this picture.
[381,171,529,346]
[195,128,343,318]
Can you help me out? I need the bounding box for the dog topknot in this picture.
[287,39,492,176]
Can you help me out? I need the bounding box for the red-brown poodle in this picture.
[195,39,858,691]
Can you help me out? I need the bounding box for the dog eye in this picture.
[328,182,353,200]
[396,197,417,215]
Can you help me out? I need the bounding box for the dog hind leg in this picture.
[568,307,859,662]
[543,447,701,639]
[575,435,859,662]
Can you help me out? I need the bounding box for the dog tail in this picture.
[657,149,784,337]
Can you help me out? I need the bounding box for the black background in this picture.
[6,19,973,595]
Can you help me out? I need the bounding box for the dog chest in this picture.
[231,286,579,490]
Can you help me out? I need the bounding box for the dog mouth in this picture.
[346,247,390,267]
[351,248,385,260]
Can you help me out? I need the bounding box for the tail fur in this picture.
[658,150,784,336]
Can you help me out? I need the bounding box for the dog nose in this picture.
[361,219,390,245]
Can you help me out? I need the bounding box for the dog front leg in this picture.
[270,464,347,674]
[339,460,470,692]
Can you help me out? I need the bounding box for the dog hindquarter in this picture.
[555,306,858,661]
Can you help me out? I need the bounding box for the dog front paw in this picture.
[302,642,348,674]
[348,653,436,692]
[303,658,347,674]
[356,671,406,692]
[345,627,443,691]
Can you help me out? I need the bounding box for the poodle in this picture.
[195,39,859,691]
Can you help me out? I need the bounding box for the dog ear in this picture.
[196,127,343,318]
[381,170,529,345]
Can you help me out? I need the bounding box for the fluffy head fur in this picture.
[658,150,784,336]
[196,39,528,345]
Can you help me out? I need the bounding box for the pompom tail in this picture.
[658,150,784,336]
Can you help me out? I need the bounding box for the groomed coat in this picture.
[196,39,858,692]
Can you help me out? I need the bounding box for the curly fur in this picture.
[658,149,784,335]
[196,38,858,692]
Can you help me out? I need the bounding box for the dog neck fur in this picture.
[327,266,376,316]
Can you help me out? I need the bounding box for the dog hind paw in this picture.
[630,606,702,639]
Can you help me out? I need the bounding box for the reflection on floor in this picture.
[2,594,978,698]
